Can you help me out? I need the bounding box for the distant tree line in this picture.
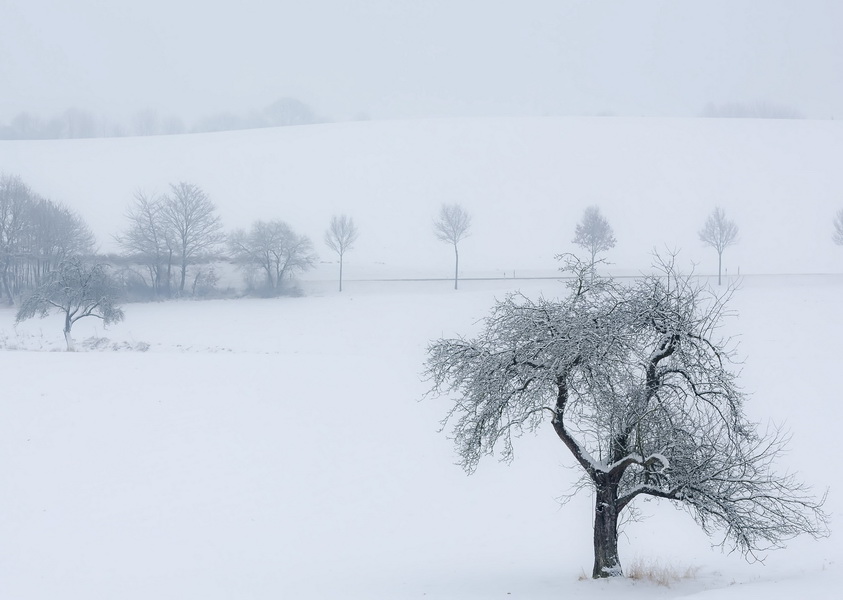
[0,173,336,305]
[4,171,843,308]
[700,101,803,120]
[0,97,328,140]
[0,175,95,304]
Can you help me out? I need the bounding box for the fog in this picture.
[2,0,842,126]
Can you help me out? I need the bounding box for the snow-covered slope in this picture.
[2,117,842,278]
[1,276,840,599]
[1,118,840,598]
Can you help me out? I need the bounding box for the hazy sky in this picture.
[2,0,842,123]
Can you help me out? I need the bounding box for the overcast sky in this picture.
[2,0,842,124]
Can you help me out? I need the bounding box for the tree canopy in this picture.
[16,257,124,351]
[572,205,616,265]
[425,254,827,578]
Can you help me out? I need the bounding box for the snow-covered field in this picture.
[1,273,840,599]
[1,117,841,597]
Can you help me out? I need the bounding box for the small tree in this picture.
[161,182,224,295]
[572,205,616,266]
[324,214,359,292]
[434,203,471,290]
[16,257,124,351]
[833,208,843,246]
[425,254,827,579]
[699,206,738,285]
[229,220,316,294]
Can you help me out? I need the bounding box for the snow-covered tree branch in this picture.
[16,257,125,351]
[424,253,827,579]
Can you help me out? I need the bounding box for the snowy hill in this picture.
[2,117,842,279]
[2,276,840,599]
[1,117,841,598]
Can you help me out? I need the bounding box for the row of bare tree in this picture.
[0,97,324,140]
[115,183,359,299]
[435,202,745,290]
[1,174,360,304]
[6,171,843,305]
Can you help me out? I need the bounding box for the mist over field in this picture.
[2,1,842,597]
[2,116,842,281]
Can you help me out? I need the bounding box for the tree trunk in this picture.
[454,244,459,290]
[63,315,75,352]
[717,251,722,286]
[2,268,14,305]
[166,250,173,298]
[179,259,187,294]
[339,254,344,292]
[592,480,622,578]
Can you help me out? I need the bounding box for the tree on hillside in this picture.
[1,174,96,300]
[425,254,827,579]
[699,206,738,286]
[16,257,124,351]
[833,209,843,246]
[115,191,175,298]
[161,182,224,295]
[229,220,316,294]
[324,214,359,292]
[434,203,471,290]
[573,205,616,267]
[25,197,96,283]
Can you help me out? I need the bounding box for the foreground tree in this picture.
[434,203,471,290]
[161,182,224,295]
[699,206,738,285]
[324,214,359,292]
[16,257,124,351]
[229,220,316,294]
[833,208,843,246]
[425,254,827,579]
[572,205,616,266]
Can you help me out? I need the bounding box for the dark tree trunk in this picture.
[592,478,622,578]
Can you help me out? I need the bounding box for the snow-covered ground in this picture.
[1,273,840,599]
[1,117,841,597]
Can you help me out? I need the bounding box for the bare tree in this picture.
[161,182,224,295]
[833,209,843,246]
[572,205,616,267]
[229,220,316,294]
[0,174,31,303]
[16,257,124,351]
[434,203,471,290]
[425,254,827,579]
[324,214,359,292]
[115,191,175,298]
[699,206,739,285]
